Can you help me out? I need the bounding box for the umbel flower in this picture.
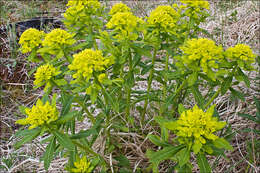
[64,0,101,35]
[225,44,256,70]
[165,105,226,153]
[34,64,60,89]
[177,38,223,80]
[70,156,94,173]
[109,2,131,15]
[69,49,112,83]
[147,5,180,35]
[42,29,75,55]
[106,12,144,40]
[18,28,45,53]
[180,0,210,10]
[16,99,59,129]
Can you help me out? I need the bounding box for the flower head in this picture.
[42,29,75,55]
[165,105,226,153]
[109,2,131,15]
[178,38,223,79]
[225,44,256,69]
[147,5,180,34]
[180,0,210,10]
[16,99,59,129]
[69,49,112,82]
[106,12,144,40]
[70,156,94,173]
[19,28,45,53]
[34,64,60,88]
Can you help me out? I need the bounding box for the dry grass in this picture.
[0,1,259,172]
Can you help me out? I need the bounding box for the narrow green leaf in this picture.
[43,137,56,170]
[187,72,198,86]
[178,104,186,114]
[148,134,170,147]
[221,76,233,95]
[196,152,211,173]
[237,68,250,87]
[230,88,245,101]
[213,138,233,151]
[238,113,257,122]
[177,148,190,167]
[61,92,74,116]
[14,128,41,149]
[191,86,204,107]
[56,111,78,124]
[148,145,184,164]
[53,130,74,151]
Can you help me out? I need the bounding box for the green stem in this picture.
[204,87,221,109]
[141,48,157,124]
[50,80,95,123]
[126,49,133,121]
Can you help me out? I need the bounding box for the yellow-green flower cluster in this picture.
[34,64,60,88]
[42,29,75,55]
[147,5,180,34]
[109,2,131,15]
[70,156,94,173]
[69,49,112,82]
[64,0,101,35]
[225,44,256,69]
[19,28,45,53]
[16,99,59,129]
[180,0,210,10]
[106,12,144,40]
[178,38,223,76]
[166,105,226,153]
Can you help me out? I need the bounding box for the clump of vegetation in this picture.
[10,0,258,172]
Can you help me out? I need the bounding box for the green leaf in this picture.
[237,68,250,87]
[43,137,56,170]
[221,76,233,95]
[148,134,170,147]
[178,104,186,114]
[187,72,198,86]
[213,138,233,151]
[177,148,190,167]
[56,111,78,124]
[14,128,41,149]
[147,145,184,164]
[115,154,131,167]
[191,86,204,107]
[53,130,74,151]
[196,152,211,173]
[178,163,192,173]
[164,121,178,131]
[238,113,257,122]
[60,92,74,116]
[230,88,245,101]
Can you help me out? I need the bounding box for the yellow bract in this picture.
[225,44,256,63]
[179,38,223,74]
[16,99,59,129]
[34,64,60,88]
[147,5,180,34]
[69,49,112,82]
[106,12,144,40]
[180,0,210,10]
[71,156,93,173]
[166,105,226,153]
[109,2,131,15]
[42,29,75,54]
[19,28,45,53]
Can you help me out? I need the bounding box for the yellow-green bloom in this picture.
[106,12,144,40]
[180,0,210,10]
[165,105,226,153]
[16,99,59,129]
[98,73,107,83]
[19,28,45,53]
[178,38,223,79]
[42,29,75,55]
[34,64,60,88]
[70,156,94,173]
[225,44,256,69]
[69,49,112,82]
[147,5,180,34]
[109,2,131,15]
[64,0,101,35]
